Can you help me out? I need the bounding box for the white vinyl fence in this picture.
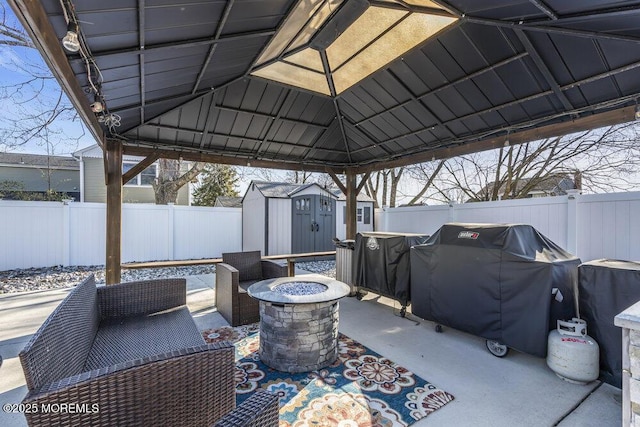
[0,201,242,270]
[376,190,640,263]
[3,191,639,270]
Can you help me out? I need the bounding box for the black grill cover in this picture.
[579,259,640,388]
[410,223,580,357]
[354,232,429,305]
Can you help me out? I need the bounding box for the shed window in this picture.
[296,198,311,210]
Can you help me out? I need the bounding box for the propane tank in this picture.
[547,318,599,384]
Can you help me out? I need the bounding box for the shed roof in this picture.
[250,181,335,199]
[10,0,640,174]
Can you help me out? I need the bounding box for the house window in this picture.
[357,208,363,222]
[123,162,157,186]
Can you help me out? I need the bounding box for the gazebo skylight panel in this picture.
[251,0,457,96]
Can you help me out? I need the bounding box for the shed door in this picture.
[292,196,314,253]
[292,195,335,253]
[316,195,336,251]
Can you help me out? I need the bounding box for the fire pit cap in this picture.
[247,274,350,304]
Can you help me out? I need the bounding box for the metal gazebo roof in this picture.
[9,0,640,175]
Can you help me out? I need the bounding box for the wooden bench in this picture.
[122,251,337,277]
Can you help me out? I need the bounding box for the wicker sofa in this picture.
[217,251,288,326]
[19,274,278,427]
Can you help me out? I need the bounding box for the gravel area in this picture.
[0,260,336,294]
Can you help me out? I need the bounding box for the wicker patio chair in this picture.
[214,389,280,427]
[217,251,288,326]
[19,275,279,426]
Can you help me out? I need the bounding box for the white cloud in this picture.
[0,46,31,76]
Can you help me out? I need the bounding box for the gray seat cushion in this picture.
[238,280,260,293]
[84,307,205,371]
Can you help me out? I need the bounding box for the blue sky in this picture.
[0,2,96,157]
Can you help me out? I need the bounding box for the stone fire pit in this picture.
[248,274,350,373]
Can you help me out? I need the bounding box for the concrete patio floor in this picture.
[0,270,621,426]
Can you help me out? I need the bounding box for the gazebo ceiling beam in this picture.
[137,0,146,123]
[214,104,330,130]
[358,57,640,150]
[122,144,341,174]
[198,92,218,150]
[466,16,640,44]
[253,89,292,158]
[386,68,458,139]
[191,0,235,95]
[354,53,529,126]
[525,3,640,26]
[69,28,275,61]
[141,123,344,155]
[515,30,574,111]
[352,105,636,174]
[528,0,558,20]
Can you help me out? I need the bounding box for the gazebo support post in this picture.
[328,169,371,240]
[345,171,357,240]
[105,139,123,285]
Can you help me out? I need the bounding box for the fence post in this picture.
[382,206,390,232]
[566,189,581,255]
[168,203,175,260]
[62,199,72,266]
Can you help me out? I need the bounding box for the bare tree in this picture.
[153,159,205,204]
[1,4,84,152]
[2,5,205,204]
[430,123,640,203]
[363,168,406,208]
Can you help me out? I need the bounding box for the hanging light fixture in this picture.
[90,93,104,113]
[62,21,80,52]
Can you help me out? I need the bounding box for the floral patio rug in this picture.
[201,324,454,426]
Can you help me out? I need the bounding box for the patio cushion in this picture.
[84,307,204,371]
[238,280,260,294]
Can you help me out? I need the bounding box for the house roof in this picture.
[73,144,155,162]
[480,174,577,198]
[0,152,79,170]
[10,1,640,174]
[215,196,243,208]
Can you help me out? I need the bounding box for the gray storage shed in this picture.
[242,181,374,256]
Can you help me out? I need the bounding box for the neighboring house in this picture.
[477,174,578,201]
[0,152,80,200]
[73,145,190,204]
[214,196,243,208]
[242,181,375,256]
